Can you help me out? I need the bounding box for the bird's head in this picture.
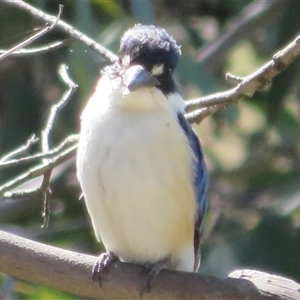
[119,24,181,94]
[98,24,185,112]
[105,24,181,96]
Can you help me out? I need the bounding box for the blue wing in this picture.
[177,113,208,271]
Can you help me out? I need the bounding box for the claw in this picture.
[92,252,118,287]
[140,258,169,297]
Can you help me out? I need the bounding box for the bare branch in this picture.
[40,171,52,228]
[41,64,78,154]
[0,135,78,170]
[0,142,77,199]
[185,34,300,123]
[229,269,300,300]
[0,4,63,61]
[0,134,39,163]
[39,64,78,227]
[0,189,41,201]
[1,229,298,299]
[0,64,78,202]
[0,4,75,216]
[4,0,298,128]
[0,37,74,56]
[3,0,118,63]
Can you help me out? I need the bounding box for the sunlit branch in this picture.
[3,0,118,63]
[1,229,298,300]
[0,135,78,169]
[185,34,300,123]
[0,134,39,163]
[0,4,63,61]
[0,143,77,199]
[0,37,73,56]
[39,64,78,227]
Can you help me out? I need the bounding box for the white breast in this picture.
[77,76,196,271]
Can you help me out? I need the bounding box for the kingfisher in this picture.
[77,24,208,290]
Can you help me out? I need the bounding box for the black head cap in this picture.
[119,24,181,94]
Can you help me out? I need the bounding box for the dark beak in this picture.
[124,65,159,91]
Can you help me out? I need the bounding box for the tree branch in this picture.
[0,134,78,170]
[229,270,300,300]
[3,0,118,63]
[185,33,300,123]
[1,230,298,300]
[0,143,77,199]
[3,0,300,126]
[0,4,63,61]
[41,64,78,151]
[0,38,74,56]
[39,64,78,227]
[0,134,38,163]
[0,62,78,203]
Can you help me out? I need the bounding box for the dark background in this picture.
[0,0,300,298]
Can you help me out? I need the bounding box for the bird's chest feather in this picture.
[77,95,196,265]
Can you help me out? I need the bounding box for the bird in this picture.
[76,24,208,290]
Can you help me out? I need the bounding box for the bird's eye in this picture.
[151,64,164,76]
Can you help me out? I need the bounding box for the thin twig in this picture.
[0,5,72,219]
[1,188,42,201]
[3,0,118,63]
[185,34,300,123]
[41,65,78,154]
[40,171,52,228]
[39,64,78,227]
[0,4,63,61]
[0,64,78,202]
[0,37,74,56]
[0,135,78,169]
[0,134,39,163]
[0,143,78,199]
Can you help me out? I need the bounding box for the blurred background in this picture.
[1,0,300,298]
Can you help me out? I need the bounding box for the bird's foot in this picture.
[92,251,119,287]
[140,258,170,296]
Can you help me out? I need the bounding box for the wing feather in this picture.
[177,113,208,271]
